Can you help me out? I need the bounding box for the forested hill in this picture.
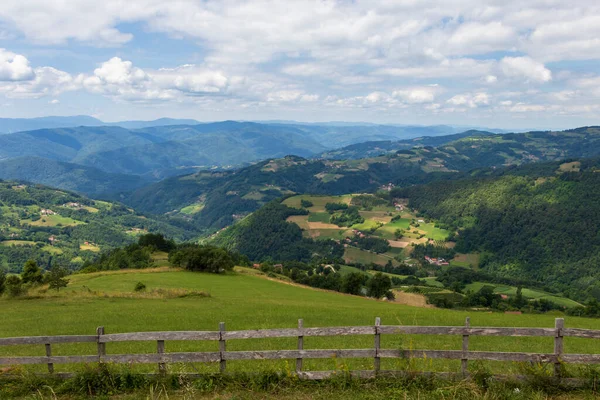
[321,126,600,162]
[120,126,600,234]
[119,154,455,231]
[0,181,198,272]
[394,158,600,300]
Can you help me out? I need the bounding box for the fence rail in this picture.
[1,317,599,379]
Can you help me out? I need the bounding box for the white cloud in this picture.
[0,49,34,81]
[447,92,490,108]
[499,56,552,83]
[392,88,437,104]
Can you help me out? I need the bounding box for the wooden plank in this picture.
[102,352,220,364]
[0,335,97,346]
[554,318,564,377]
[561,354,600,364]
[224,349,375,361]
[157,340,166,374]
[374,317,381,374]
[296,319,303,373]
[563,328,600,339]
[219,322,226,373]
[377,349,558,363]
[223,326,374,340]
[96,327,105,359]
[377,326,555,337]
[45,343,54,374]
[0,355,98,365]
[100,331,220,343]
[461,317,470,377]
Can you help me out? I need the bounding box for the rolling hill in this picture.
[120,126,600,233]
[394,158,600,301]
[0,122,327,178]
[0,157,149,196]
[322,126,600,162]
[0,180,198,272]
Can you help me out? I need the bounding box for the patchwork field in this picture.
[284,194,450,266]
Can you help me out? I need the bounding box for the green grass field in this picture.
[179,203,204,215]
[0,240,36,246]
[283,195,353,212]
[22,214,85,227]
[465,282,582,308]
[1,267,599,378]
[344,247,399,266]
[308,212,332,223]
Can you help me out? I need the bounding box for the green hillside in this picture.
[122,127,600,234]
[395,158,600,301]
[0,181,198,272]
[0,156,150,196]
[0,122,327,179]
[1,267,599,380]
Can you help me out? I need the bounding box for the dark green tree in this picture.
[46,266,68,291]
[341,272,366,295]
[21,259,43,284]
[367,273,392,299]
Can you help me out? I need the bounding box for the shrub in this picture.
[138,233,176,252]
[6,275,25,297]
[0,270,5,295]
[21,260,43,285]
[169,245,234,273]
[46,266,68,291]
[134,282,147,292]
[300,199,313,208]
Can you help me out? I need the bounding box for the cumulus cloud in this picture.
[0,49,34,81]
[500,57,552,83]
[447,92,490,108]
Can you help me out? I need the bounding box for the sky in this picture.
[0,0,599,130]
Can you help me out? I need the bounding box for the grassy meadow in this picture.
[1,267,599,378]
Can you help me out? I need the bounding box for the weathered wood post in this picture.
[461,317,470,377]
[554,318,564,378]
[157,340,166,374]
[374,317,381,375]
[219,322,226,373]
[45,343,54,373]
[296,319,304,373]
[96,326,106,363]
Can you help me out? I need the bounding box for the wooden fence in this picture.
[1,317,600,380]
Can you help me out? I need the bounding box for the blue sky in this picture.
[0,0,599,130]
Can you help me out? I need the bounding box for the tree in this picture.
[0,270,5,295]
[394,229,404,240]
[342,272,366,295]
[367,273,392,299]
[5,275,24,297]
[21,260,43,284]
[300,199,313,208]
[46,266,68,292]
[138,233,176,252]
[169,245,235,273]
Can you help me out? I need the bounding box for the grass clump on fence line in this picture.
[1,363,600,399]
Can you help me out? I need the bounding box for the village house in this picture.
[424,256,450,266]
[40,209,56,216]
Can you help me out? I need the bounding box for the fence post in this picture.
[96,326,105,363]
[157,340,166,374]
[554,318,564,378]
[219,322,226,373]
[296,319,304,373]
[45,343,54,374]
[374,317,381,375]
[461,317,470,377]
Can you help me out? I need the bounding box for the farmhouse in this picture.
[424,256,450,266]
[40,209,56,216]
